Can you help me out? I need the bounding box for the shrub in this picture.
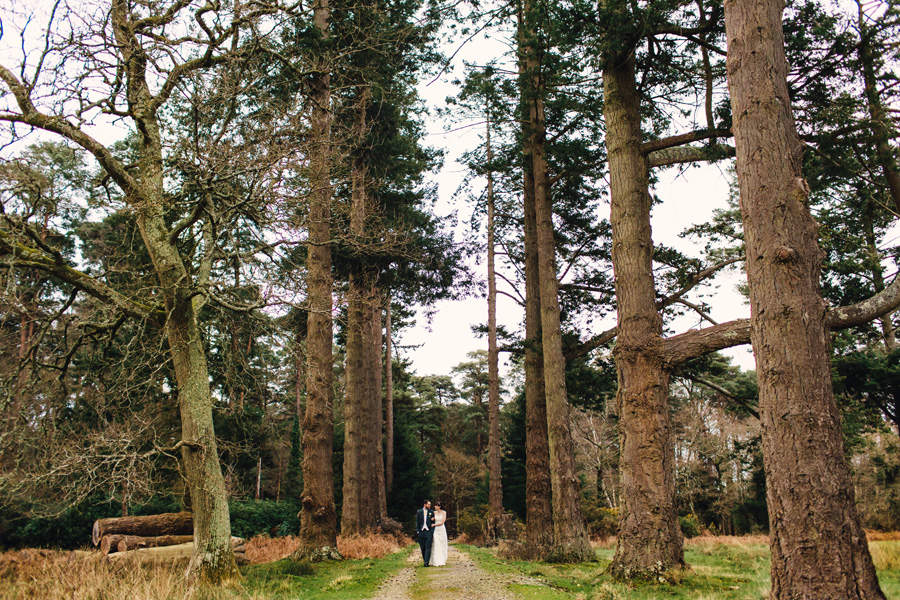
[246,535,301,564]
[582,501,619,540]
[337,533,406,559]
[228,500,300,539]
[679,514,701,539]
[456,508,486,543]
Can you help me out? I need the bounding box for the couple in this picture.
[416,500,448,567]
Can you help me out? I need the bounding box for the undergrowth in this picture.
[0,536,414,600]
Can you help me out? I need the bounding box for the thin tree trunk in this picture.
[486,110,504,525]
[371,293,388,523]
[865,222,897,352]
[725,0,885,596]
[256,456,262,500]
[858,0,900,215]
[385,295,394,495]
[343,276,366,534]
[474,392,484,457]
[295,0,338,560]
[605,54,684,579]
[524,5,592,561]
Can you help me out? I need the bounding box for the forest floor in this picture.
[1,537,899,599]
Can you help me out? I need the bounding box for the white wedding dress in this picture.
[431,511,449,566]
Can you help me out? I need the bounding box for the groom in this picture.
[416,500,435,566]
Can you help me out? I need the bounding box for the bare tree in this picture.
[0,0,293,581]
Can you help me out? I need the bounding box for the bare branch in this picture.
[0,229,164,326]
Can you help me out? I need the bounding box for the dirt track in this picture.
[367,545,545,600]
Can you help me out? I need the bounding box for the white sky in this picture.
[398,33,756,384]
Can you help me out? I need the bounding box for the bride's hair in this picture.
[434,501,442,509]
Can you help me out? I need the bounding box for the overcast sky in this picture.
[398,40,756,383]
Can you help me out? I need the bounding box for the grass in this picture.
[0,539,414,600]
[2,536,898,599]
[239,546,412,600]
[461,537,900,600]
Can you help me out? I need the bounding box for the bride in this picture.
[430,501,449,566]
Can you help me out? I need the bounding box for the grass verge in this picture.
[461,538,900,600]
[240,544,413,600]
[0,544,414,600]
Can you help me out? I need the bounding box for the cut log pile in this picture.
[91,512,247,564]
[92,512,193,547]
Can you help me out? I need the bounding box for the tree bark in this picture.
[517,10,554,554]
[725,0,885,596]
[523,140,553,560]
[93,512,193,546]
[605,54,684,579]
[486,111,504,527]
[343,270,366,534]
[295,0,339,561]
[385,295,394,495]
[371,291,389,524]
[523,1,592,561]
[342,86,387,534]
[341,86,384,535]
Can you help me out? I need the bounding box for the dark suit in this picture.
[416,507,435,565]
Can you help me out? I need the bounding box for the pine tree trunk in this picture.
[605,54,684,579]
[296,0,338,560]
[525,13,592,561]
[371,295,388,523]
[385,296,394,495]
[343,154,373,534]
[864,223,897,352]
[518,3,553,559]
[486,112,504,525]
[522,134,553,559]
[343,272,366,534]
[725,0,885,596]
[342,87,386,533]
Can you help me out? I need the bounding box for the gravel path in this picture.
[366,545,546,600]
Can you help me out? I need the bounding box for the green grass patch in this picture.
[460,540,900,600]
[234,544,413,600]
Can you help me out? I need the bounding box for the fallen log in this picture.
[106,538,246,561]
[107,535,194,554]
[107,542,194,561]
[92,512,193,546]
